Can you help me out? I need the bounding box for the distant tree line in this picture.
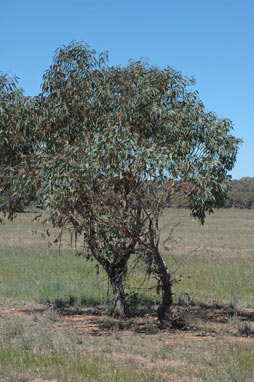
[224,177,254,209]
[166,177,254,210]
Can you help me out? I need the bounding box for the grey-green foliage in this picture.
[0,73,39,219]
[0,42,241,319]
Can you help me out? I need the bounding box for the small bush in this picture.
[238,322,254,337]
[169,308,189,330]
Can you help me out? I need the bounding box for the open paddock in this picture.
[0,208,254,381]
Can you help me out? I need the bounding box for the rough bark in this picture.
[153,246,173,322]
[110,275,126,319]
[147,217,173,322]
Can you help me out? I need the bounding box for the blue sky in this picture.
[1,0,253,179]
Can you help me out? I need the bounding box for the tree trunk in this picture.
[88,231,129,319]
[153,247,173,322]
[110,275,126,319]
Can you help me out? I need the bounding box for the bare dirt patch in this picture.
[1,300,254,342]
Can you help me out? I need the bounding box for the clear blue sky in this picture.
[1,0,253,179]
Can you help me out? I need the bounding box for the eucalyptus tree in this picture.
[1,43,241,320]
[0,74,38,219]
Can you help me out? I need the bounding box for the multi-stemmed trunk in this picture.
[88,211,173,321]
[107,247,172,322]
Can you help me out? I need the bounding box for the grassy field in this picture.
[0,209,254,381]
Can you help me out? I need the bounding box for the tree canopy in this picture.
[0,74,39,218]
[0,42,241,320]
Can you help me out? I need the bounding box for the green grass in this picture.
[1,209,254,308]
[0,245,109,306]
[0,316,155,382]
[159,208,254,308]
[203,342,254,382]
[172,255,254,308]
